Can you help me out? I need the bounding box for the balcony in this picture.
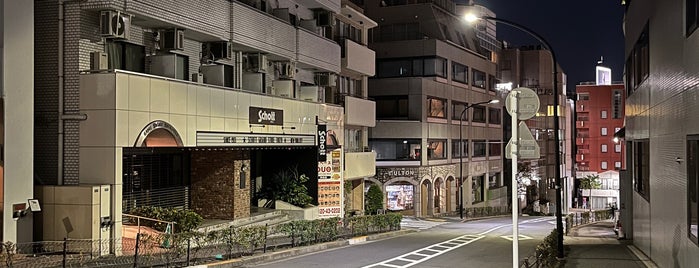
[344,151,376,179]
[231,2,296,60]
[576,138,587,145]
[297,28,341,73]
[576,121,588,128]
[344,95,375,127]
[576,154,587,162]
[341,38,375,76]
[295,0,341,13]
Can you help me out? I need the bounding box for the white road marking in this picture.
[361,234,484,268]
[500,234,533,241]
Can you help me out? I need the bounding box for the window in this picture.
[439,23,453,42]
[372,22,420,42]
[452,102,468,121]
[615,162,622,169]
[488,75,497,92]
[472,175,484,203]
[601,144,608,153]
[452,62,468,83]
[424,57,447,77]
[612,90,623,119]
[687,135,699,245]
[337,76,362,97]
[344,128,363,152]
[489,173,501,188]
[375,96,408,119]
[376,57,446,78]
[452,139,469,158]
[106,40,145,73]
[601,128,608,136]
[615,144,622,153]
[626,24,649,94]
[472,69,486,88]
[601,110,608,119]
[577,93,590,101]
[427,97,446,118]
[473,140,486,157]
[370,139,421,160]
[633,140,650,200]
[488,108,501,125]
[427,140,446,159]
[488,140,501,157]
[472,105,486,123]
[688,0,699,36]
[601,161,608,170]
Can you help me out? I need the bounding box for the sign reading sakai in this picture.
[249,106,283,126]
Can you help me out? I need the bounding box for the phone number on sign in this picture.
[319,207,341,215]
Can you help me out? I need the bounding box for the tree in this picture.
[579,174,601,212]
[257,166,313,207]
[365,184,384,215]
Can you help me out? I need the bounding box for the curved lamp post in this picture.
[459,99,499,219]
[465,13,565,260]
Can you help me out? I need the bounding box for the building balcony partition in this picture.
[344,95,376,127]
[297,28,341,73]
[345,151,377,179]
[576,137,586,145]
[231,1,296,60]
[576,121,589,129]
[576,154,587,162]
[339,38,376,76]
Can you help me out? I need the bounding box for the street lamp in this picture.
[459,99,499,219]
[466,13,565,260]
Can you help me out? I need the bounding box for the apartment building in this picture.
[32,0,376,249]
[499,46,569,211]
[622,0,699,266]
[359,0,506,217]
[574,80,625,210]
[1,1,35,244]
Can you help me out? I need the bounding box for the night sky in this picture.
[474,0,626,94]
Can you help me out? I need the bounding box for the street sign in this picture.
[505,122,541,159]
[505,87,540,120]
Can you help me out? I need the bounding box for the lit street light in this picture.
[466,13,565,263]
[459,99,500,219]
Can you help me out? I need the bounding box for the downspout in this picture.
[58,0,65,185]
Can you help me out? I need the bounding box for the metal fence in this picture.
[0,216,401,268]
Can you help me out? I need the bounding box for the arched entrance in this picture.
[446,176,455,213]
[434,177,444,214]
[421,179,432,217]
[134,120,184,147]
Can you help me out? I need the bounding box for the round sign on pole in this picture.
[505,87,540,120]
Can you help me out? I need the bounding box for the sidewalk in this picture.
[564,220,655,268]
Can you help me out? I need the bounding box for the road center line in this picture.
[361,234,484,268]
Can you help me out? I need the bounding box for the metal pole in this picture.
[510,91,519,268]
[482,15,564,259]
[459,107,466,219]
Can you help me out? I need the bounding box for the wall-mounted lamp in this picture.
[676,157,684,164]
[240,164,248,189]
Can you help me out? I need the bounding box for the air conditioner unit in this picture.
[315,10,334,27]
[315,72,337,87]
[90,51,108,70]
[279,62,295,79]
[200,64,234,88]
[100,10,130,39]
[160,29,184,51]
[245,53,268,73]
[204,41,232,60]
[191,73,204,83]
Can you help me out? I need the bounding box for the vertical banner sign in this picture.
[318,149,343,218]
[317,125,327,161]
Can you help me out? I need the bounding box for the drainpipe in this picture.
[58,0,65,185]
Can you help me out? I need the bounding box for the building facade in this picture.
[499,46,569,212]
[2,0,35,244]
[32,0,376,247]
[622,0,699,266]
[575,82,625,210]
[361,0,506,217]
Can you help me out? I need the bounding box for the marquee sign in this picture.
[196,132,315,147]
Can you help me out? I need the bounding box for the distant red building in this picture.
[575,82,625,209]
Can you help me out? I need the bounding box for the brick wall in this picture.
[190,150,250,220]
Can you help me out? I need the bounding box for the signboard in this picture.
[506,87,540,120]
[596,66,612,85]
[505,122,541,159]
[196,132,315,147]
[386,185,414,211]
[249,106,283,125]
[496,82,513,91]
[318,125,327,161]
[318,149,343,218]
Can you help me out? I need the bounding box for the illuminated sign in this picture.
[196,132,315,147]
[249,106,284,126]
[496,82,513,91]
[596,66,612,85]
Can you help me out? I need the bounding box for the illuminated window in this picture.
[472,69,486,88]
[601,161,608,170]
[427,140,446,160]
[601,110,608,119]
[601,128,608,136]
[601,144,608,153]
[427,97,446,118]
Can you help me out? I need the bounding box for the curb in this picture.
[197,229,416,268]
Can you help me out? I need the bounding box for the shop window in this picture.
[427,140,446,160]
[452,139,468,158]
[472,69,486,88]
[488,140,501,157]
[472,175,484,203]
[106,40,145,73]
[488,108,501,125]
[375,96,408,119]
[687,135,699,245]
[633,140,650,200]
[370,139,421,160]
[385,184,414,211]
[452,62,468,83]
[473,140,486,157]
[427,97,446,118]
[472,105,486,123]
[452,102,469,121]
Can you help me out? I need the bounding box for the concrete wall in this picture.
[2,0,34,243]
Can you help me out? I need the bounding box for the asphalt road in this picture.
[248,216,558,268]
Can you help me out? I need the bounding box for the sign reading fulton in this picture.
[249,106,283,126]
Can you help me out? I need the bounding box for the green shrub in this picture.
[365,184,384,215]
[535,229,564,267]
[129,206,203,233]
